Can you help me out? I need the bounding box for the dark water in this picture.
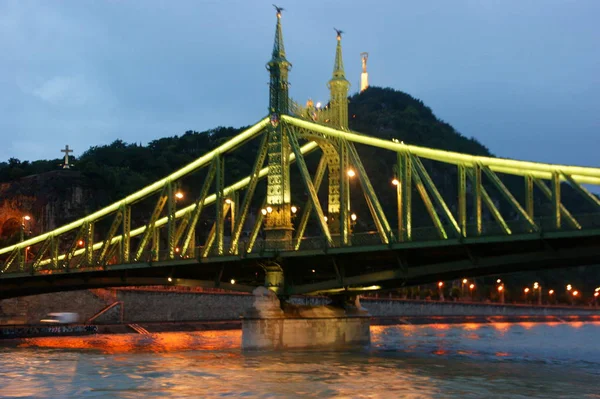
[1,322,599,398]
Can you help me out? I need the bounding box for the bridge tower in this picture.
[326,30,351,243]
[265,7,293,249]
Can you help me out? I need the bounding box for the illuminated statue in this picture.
[360,52,369,92]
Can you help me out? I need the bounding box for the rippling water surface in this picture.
[1,323,600,398]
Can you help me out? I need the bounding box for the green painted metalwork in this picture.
[401,152,412,241]
[134,190,168,261]
[152,227,159,261]
[230,133,269,253]
[63,223,87,270]
[247,198,267,253]
[96,211,123,265]
[2,11,600,284]
[552,172,561,230]
[328,30,350,130]
[411,155,460,236]
[525,175,534,219]
[294,155,328,250]
[410,157,447,239]
[393,156,402,241]
[458,165,467,236]
[173,215,189,251]
[181,159,216,255]
[0,119,270,258]
[202,202,231,258]
[562,173,600,209]
[287,125,332,245]
[339,142,350,245]
[532,177,580,230]
[167,181,176,260]
[31,238,51,270]
[282,115,600,184]
[346,141,394,243]
[121,204,131,264]
[467,168,511,235]
[481,165,538,232]
[267,9,290,115]
[85,222,94,265]
[50,235,58,269]
[474,164,482,235]
[215,154,225,256]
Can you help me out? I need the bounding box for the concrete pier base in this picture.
[242,287,371,350]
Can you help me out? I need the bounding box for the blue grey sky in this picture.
[0,0,598,167]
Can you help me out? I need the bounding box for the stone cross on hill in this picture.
[61,145,73,169]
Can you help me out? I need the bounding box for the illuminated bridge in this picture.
[1,11,600,300]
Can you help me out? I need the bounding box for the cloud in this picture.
[31,75,102,107]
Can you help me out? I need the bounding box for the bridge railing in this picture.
[3,212,600,276]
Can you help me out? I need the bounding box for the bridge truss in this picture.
[1,10,599,298]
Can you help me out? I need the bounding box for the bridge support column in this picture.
[242,287,371,350]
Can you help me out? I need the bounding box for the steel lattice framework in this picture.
[1,10,600,298]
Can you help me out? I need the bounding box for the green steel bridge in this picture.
[1,10,600,300]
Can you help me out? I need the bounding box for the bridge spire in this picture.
[264,6,293,253]
[328,28,350,129]
[267,5,291,114]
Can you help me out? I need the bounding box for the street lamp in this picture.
[533,282,541,305]
[347,169,356,178]
[175,191,184,199]
[524,287,530,303]
[469,283,475,300]
[20,215,31,242]
[462,279,468,297]
[438,281,444,301]
[497,285,505,304]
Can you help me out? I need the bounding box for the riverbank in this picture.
[2,314,600,340]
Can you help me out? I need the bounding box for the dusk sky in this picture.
[0,0,598,168]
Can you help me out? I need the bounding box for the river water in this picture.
[1,322,599,398]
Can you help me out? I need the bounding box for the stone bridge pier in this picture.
[241,286,371,350]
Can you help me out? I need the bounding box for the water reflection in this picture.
[0,323,599,398]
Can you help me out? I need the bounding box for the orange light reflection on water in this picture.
[17,330,242,354]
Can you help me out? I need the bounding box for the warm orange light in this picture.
[230,279,236,285]
[175,191,184,199]
[469,284,475,290]
[549,289,555,295]
[463,279,468,284]
[291,205,298,214]
[497,279,501,284]
[392,178,399,186]
[347,169,356,178]
[498,286,504,292]
[261,208,267,216]
[567,284,572,291]
[225,198,232,204]
[175,247,180,253]
[595,292,599,298]
[572,290,579,297]
[78,240,84,247]
[351,213,357,222]
[23,215,31,221]
[524,288,530,293]
[266,206,273,214]
[324,216,328,222]
[438,282,443,288]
